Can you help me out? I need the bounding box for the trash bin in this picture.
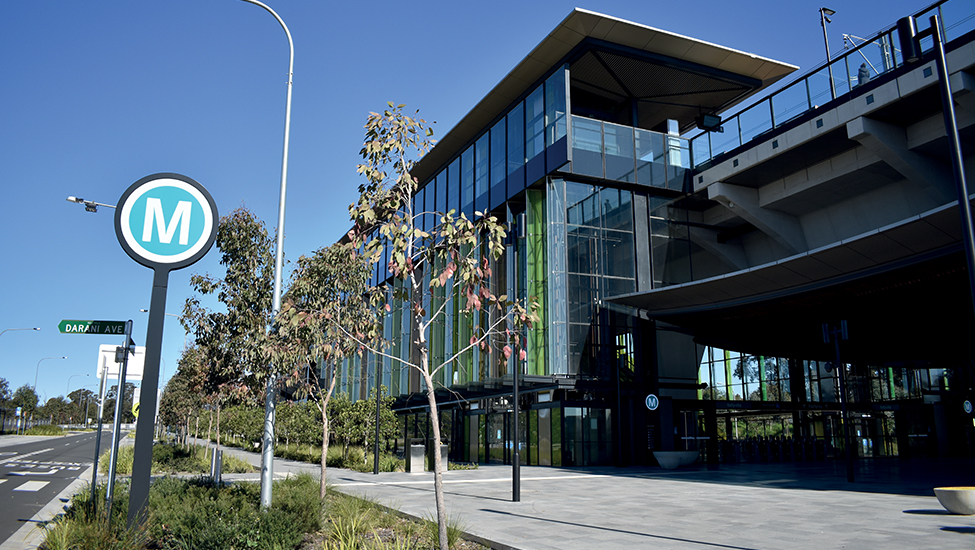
[427,440,448,473]
[407,442,425,473]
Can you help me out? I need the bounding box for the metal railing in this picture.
[688,0,975,169]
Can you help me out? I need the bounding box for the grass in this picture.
[42,475,485,550]
[422,511,470,550]
[98,444,255,475]
[25,425,64,436]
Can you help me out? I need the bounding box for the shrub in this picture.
[25,425,63,436]
[43,480,146,550]
[99,444,255,475]
[422,511,470,550]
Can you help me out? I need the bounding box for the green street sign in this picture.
[58,320,127,335]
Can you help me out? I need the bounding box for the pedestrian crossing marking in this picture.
[13,481,49,492]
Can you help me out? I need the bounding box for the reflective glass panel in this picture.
[490,118,506,201]
[448,158,460,215]
[475,134,489,213]
[545,68,567,146]
[943,0,975,41]
[635,129,665,187]
[507,103,525,174]
[461,146,474,218]
[772,80,810,127]
[571,117,603,178]
[710,116,741,158]
[526,87,545,161]
[738,102,773,145]
[604,122,635,182]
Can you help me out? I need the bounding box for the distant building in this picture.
[334,0,975,469]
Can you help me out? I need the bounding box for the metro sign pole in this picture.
[114,173,218,526]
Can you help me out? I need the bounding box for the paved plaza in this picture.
[217,440,975,550]
[9,434,974,549]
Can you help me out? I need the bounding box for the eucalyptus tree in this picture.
[183,207,276,450]
[159,361,203,446]
[276,241,379,500]
[346,103,538,550]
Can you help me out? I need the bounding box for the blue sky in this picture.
[1,0,926,407]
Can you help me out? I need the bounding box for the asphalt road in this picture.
[0,431,111,544]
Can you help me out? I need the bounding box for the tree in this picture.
[39,397,71,424]
[0,378,11,408]
[183,207,276,451]
[11,385,39,420]
[159,358,204,445]
[276,241,379,501]
[102,382,136,423]
[347,103,538,549]
[67,388,96,425]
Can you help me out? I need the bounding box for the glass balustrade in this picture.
[570,117,690,190]
[688,0,974,168]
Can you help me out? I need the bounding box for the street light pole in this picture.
[66,196,116,213]
[0,327,41,338]
[34,356,67,394]
[820,7,836,100]
[238,0,294,509]
[66,373,89,398]
[898,15,975,320]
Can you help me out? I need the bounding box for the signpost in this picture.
[58,317,131,516]
[58,320,127,335]
[115,173,217,526]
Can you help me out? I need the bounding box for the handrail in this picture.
[688,0,974,169]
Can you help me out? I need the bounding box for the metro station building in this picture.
[337,0,975,469]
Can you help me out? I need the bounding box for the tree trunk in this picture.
[320,410,329,501]
[205,410,213,460]
[318,368,338,504]
[216,400,222,452]
[421,366,448,550]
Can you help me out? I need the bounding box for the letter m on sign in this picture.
[142,198,192,245]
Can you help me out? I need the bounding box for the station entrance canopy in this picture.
[610,200,975,365]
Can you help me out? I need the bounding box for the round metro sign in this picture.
[115,173,218,271]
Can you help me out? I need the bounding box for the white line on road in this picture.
[0,448,54,465]
[13,481,49,492]
[10,468,59,476]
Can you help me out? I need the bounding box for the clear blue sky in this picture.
[0,0,926,407]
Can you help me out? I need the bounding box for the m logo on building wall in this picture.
[115,173,218,271]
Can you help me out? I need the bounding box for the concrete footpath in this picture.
[12,435,975,549]
[215,441,975,550]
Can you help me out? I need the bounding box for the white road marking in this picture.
[10,468,59,476]
[0,448,54,465]
[13,481,50,492]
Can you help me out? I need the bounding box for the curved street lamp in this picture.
[35,356,67,394]
[1,327,40,338]
[66,373,90,398]
[238,0,294,510]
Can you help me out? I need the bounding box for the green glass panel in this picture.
[527,188,547,375]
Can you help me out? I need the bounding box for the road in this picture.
[0,431,111,545]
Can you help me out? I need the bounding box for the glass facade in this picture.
[329,8,975,470]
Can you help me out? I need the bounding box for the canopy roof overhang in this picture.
[413,9,797,185]
[610,201,975,365]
